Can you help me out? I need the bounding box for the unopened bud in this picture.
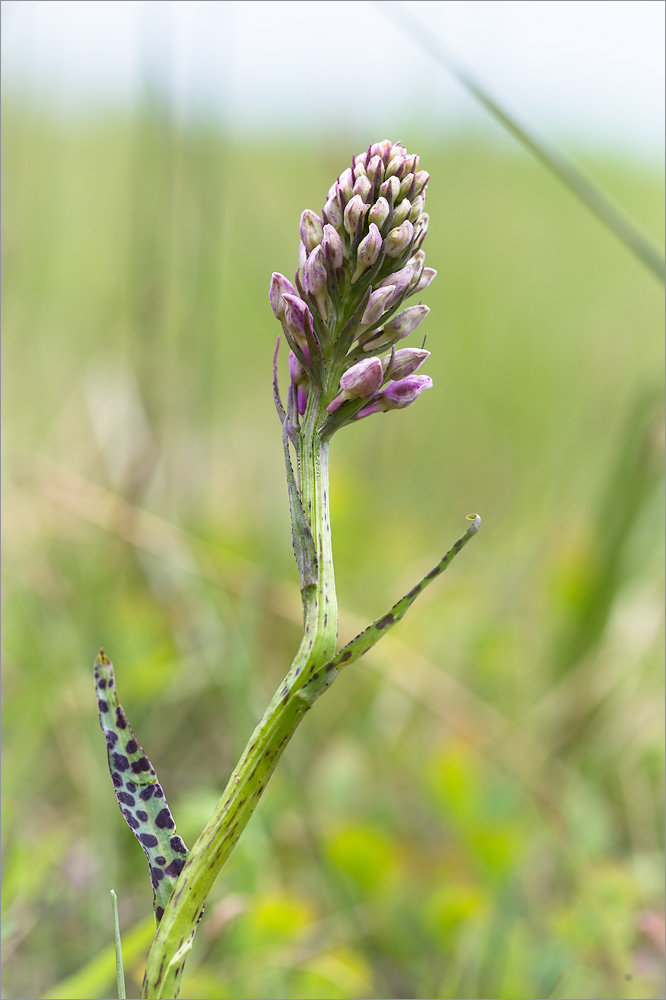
[300,210,324,254]
[409,195,425,222]
[407,250,425,286]
[413,170,430,196]
[379,264,413,306]
[381,374,433,409]
[368,197,390,230]
[303,245,327,296]
[391,198,412,228]
[353,223,382,282]
[323,194,343,229]
[269,272,297,322]
[340,356,383,394]
[353,175,373,202]
[371,139,393,159]
[283,293,312,343]
[338,167,354,201]
[361,286,395,327]
[327,356,383,412]
[383,303,429,341]
[322,223,344,270]
[411,267,437,295]
[384,220,414,258]
[343,195,370,237]
[366,155,383,183]
[413,212,429,250]
[381,347,430,381]
[385,155,405,179]
[399,173,415,200]
[379,176,400,204]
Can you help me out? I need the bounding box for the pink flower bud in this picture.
[343,195,369,237]
[413,170,430,196]
[381,374,433,409]
[371,139,393,159]
[381,348,430,381]
[283,293,312,343]
[407,250,425,286]
[368,197,390,230]
[385,220,414,258]
[323,194,343,229]
[337,167,354,202]
[399,173,415,200]
[361,286,395,326]
[366,155,383,183]
[322,224,344,270]
[356,223,382,269]
[303,245,327,296]
[300,210,324,254]
[269,273,297,321]
[413,212,429,250]
[411,267,437,295]
[409,195,425,222]
[340,356,383,395]
[383,304,429,341]
[378,264,413,306]
[353,175,372,202]
[379,176,400,204]
[327,356,383,412]
[385,155,406,179]
[391,199,412,228]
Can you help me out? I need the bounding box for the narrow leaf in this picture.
[302,513,481,698]
[110,890,126,1000]
[94,651,190,925]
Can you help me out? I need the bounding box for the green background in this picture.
[2,101,664,999]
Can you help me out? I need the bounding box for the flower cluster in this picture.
[270,140,436,435]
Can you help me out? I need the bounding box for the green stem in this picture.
[142,408,338,999]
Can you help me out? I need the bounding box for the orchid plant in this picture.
[96,139,480,999]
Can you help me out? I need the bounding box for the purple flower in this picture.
[327,357,383,413]
[269,273,297,322]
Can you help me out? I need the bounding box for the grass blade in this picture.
[377,1,665,282]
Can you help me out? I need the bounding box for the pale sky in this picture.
[2,0,664,160]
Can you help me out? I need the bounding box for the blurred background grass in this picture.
[1,5,665,997]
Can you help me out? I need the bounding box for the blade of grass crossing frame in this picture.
[110,890,126,1000]
[376,1,665,282]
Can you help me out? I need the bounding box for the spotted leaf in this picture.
[94,649,189,924]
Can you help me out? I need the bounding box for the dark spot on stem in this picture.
[139,786,154,801]
[339,649,352,662]
[139,832,159,848]
[377,613,395,630]
[112,753,130,771]
[131,756,151,774]
[136,809,148,822]
[117,791,135,806]
[98,699,109,713]
[115,707,127,729]
[125,739,139,753]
